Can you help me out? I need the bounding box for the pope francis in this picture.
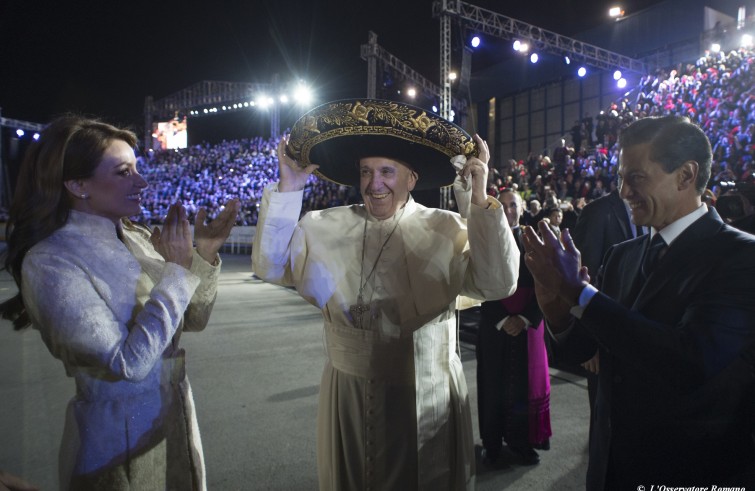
[252,99,519,490]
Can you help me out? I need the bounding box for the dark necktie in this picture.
[641,233,666,278]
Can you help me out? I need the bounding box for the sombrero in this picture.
[286,99,479,190]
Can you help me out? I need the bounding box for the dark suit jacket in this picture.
[572,190,634,283]
[560,207,755,488]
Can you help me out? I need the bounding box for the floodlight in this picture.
[578,67,587,77]
[513,40,521,51]
[711,43,721,53]
[617,78,627,89]
[279,95,289,104]
[564,56,571,65]
[33,133,40,140]
[742,34,753,48]
[16,129,24,137]
[448,71,458,81]
[471,36,481,48]
[609,6,624,17]
[613,70,622,80]
[530,53,539,64]
[293,84,313,105]
[432,105,438,113]
[257,96,271,109]
[407,87,417,98]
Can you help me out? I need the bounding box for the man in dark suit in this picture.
[476,189,548,467]
[572,189,637,280]
[523,115,755,488]
[571,189,645,419]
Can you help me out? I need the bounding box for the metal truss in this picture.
[145,80,272,118]
[143,80,279,148]
[360,31,466,116]
[0,116,44,132]
[439,10,453,120]
[433,0,646,76]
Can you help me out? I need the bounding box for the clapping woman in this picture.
[1,115,238,490]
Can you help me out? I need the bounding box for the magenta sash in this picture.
[527,320,552,445]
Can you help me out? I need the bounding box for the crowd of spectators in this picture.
[488,46,755,228]
[134,136,352,225]
[3,48,755,229]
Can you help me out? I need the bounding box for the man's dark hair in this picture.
[618,115,712,194]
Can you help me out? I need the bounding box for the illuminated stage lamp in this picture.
[293,84,313,105]
[578,67,587,77]
[609,6,624,18]
[617,78,627,89]
[16,129,24,137]
[530,53,539,64]
[515,41,529,53]
[257,96,273,109]
[613,70,622,80]
[471,36,481,48]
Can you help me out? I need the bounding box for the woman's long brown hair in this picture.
[1,115,137,329]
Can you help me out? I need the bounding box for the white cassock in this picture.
[253,180,519,490]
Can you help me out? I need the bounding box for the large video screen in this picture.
[152,115,188,150]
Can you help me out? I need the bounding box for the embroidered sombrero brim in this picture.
[286,99,478,190]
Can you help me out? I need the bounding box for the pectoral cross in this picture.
[349,295,370,329]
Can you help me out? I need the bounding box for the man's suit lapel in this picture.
[608,191,632,240]
[632,208,725,309]
[618,237,647,306]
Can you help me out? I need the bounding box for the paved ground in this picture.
[0,253,590,490]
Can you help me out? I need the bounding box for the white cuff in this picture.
[569,284,598,319]
[495,314,532,331]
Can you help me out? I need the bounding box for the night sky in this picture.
[1,0,672,140]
